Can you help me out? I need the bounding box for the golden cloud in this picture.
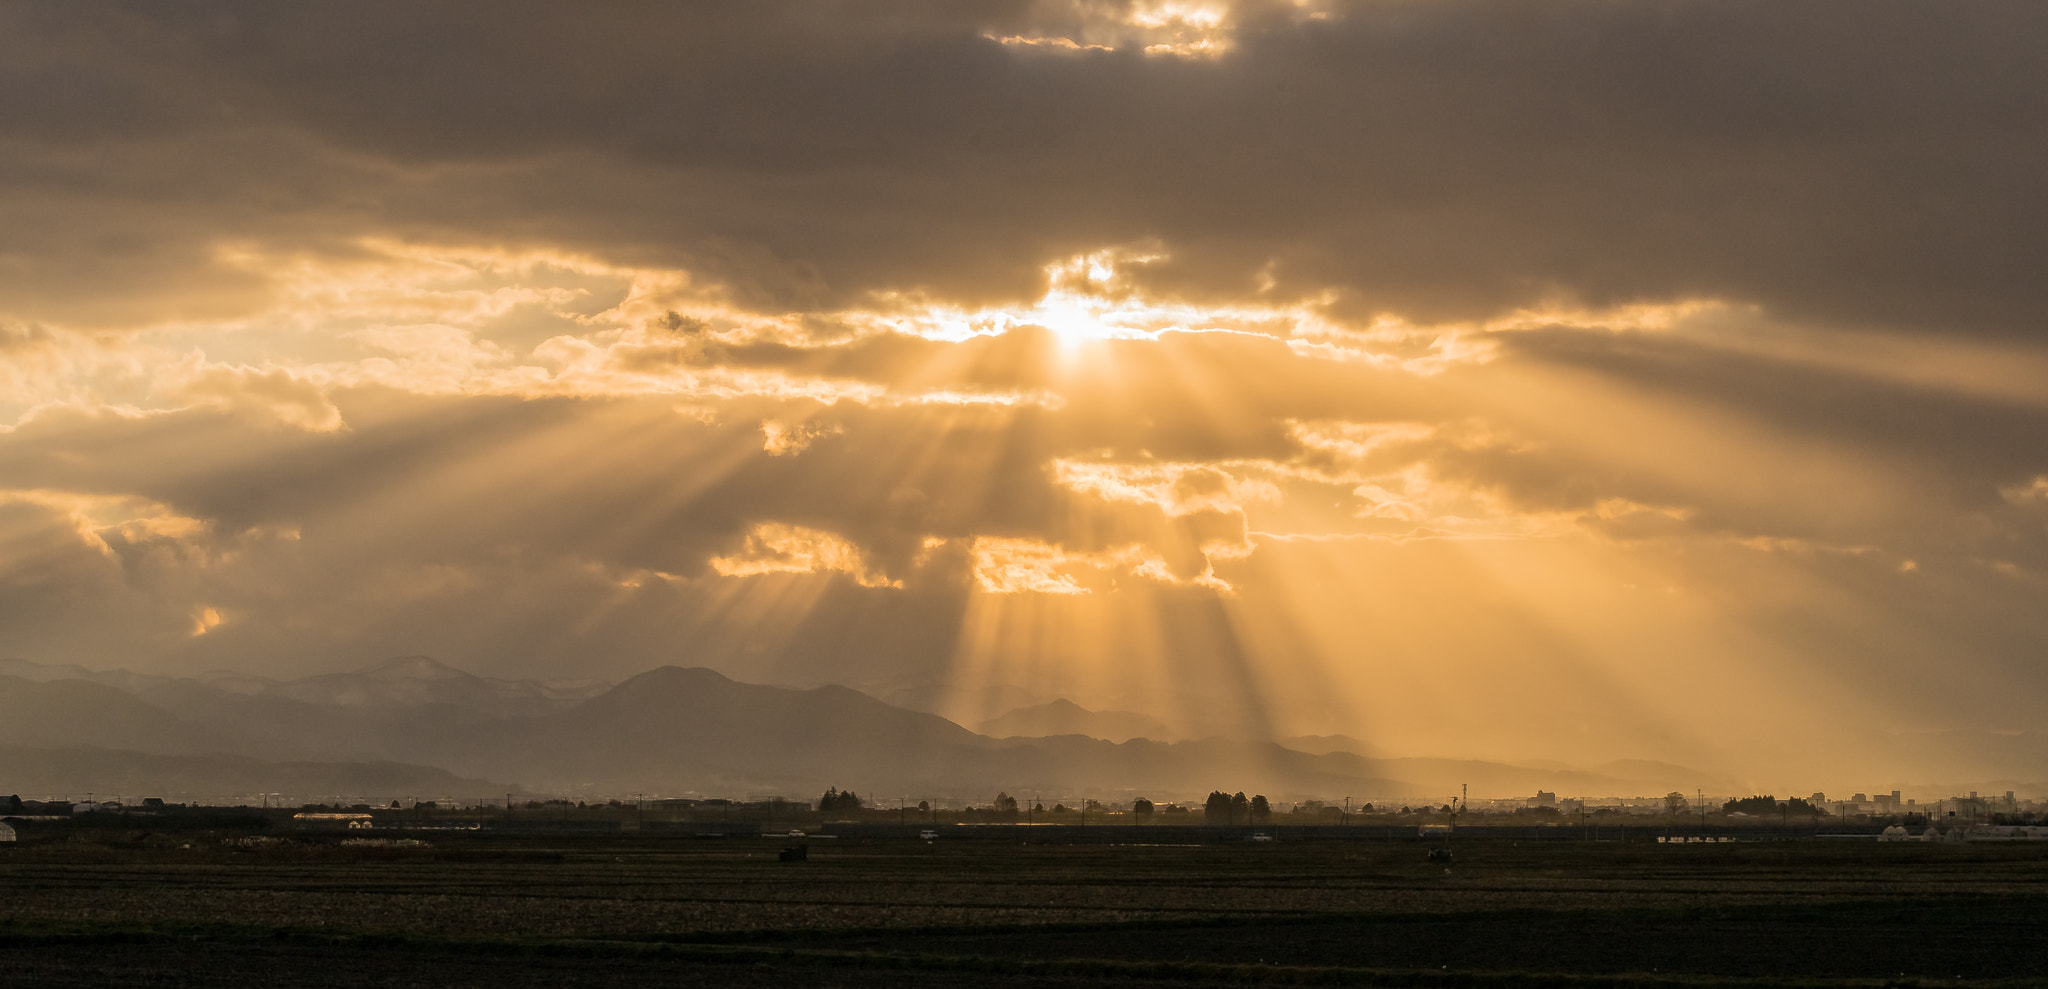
[759,419,841,456]
[1052,459,1281,517]
[969,535,1235,594]
[988,0,1335,59]
[710,523,901,588]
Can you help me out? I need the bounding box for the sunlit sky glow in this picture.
[4,0,2047,793]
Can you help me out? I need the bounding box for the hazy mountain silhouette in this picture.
[0,658,182,694]
[192,655,608,718]
[1280,734,1375,757]
[0,670,526,801]
[408,667,1431,798]
[0,676,234,755]
[0,745,519,803]
[422,666,998,794]
[980,699,1175,743]
[836,673,1050,725]
[0,657,1787,801]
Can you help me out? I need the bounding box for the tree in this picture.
[917,800,930,813]
[993,792,1019,816]
[1249,795,1271,824]
[819,787,864,814]
[1231,792,1250,824]
[1204,791,1232,824]
[1664,791,1690,817]
[1722,795,1779,816]
[1133,797,1155,818]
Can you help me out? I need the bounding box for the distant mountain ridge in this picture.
[0,676,233,755]
[0,655,1756,803]
[0,655,608,713]
[191,655,609,717]
[980,698,1175,743]
[0,744,520,803]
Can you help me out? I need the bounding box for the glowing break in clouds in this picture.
[0,488,216,561]
[710,523,901,589]
[990,0,1336,58]
[968,536,1233,594]
[7,235,1617,438]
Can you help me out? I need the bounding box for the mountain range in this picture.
[0,656,1776,804]
[978,698,1174,743]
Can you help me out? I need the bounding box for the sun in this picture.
[1034,294,1118,346]
[1024,248,1165,346]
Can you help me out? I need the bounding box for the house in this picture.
[0,822,15,842]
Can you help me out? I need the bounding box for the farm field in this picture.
[2,831,2045,987]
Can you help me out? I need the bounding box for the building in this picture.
[0,822,15,842]
[292,812,374,829]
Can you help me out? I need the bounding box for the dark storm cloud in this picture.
[4,1,2045,330]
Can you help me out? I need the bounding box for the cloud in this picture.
[1,2,2040,338]
[1054,460,1280,517]
[710,522,901,589]
[759,418,840,456]
[968,535,1230,594]
[2002,476,2048,506]
[160,360,345,432]
[969,537,1094,595]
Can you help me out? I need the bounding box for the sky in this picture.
[2,1,2045,791]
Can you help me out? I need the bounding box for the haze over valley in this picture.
[3,655,2036,809]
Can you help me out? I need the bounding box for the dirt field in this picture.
[3,830,2044,986]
